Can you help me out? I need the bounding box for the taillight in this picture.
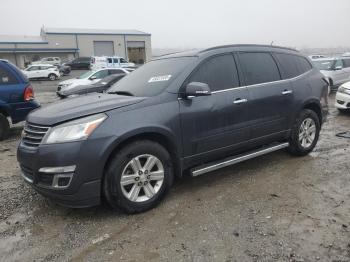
[24,85,34,101]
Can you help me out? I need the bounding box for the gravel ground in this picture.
[0,76,349,262]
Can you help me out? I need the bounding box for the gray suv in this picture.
[17,45,328,213]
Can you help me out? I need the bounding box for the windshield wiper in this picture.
[107,91,134,96]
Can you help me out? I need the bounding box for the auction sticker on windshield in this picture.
[148,75,172,83]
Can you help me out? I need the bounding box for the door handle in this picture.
[282,90,293,95]
[233,98,248,104]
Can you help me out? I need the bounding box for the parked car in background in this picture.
[22,64,60,81]
[56,64,71,76]
[342,52,350,57]
[0,59,39,140]
[309,54,327,60]
[57,73,126,98]
[335,81,350,112]
[90,56,135,70]
[32,57,61,66]
[57,67,130,92]
[64,57,91,70]
[18,45,328,213]
[312,57,350,90]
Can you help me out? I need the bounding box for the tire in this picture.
[0,114,10,141]
[48,74,57,81]
[103,140,174,214]
[288,109,320,156]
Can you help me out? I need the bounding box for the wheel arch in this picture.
[102,128,183,181]
[301,99,322,124]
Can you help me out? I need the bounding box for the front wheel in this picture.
[288,109,320,156]
[48,74,57,81]
[103,140,174,214]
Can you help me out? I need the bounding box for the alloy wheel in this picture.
[298,118,316,148]
[120,154,164,202]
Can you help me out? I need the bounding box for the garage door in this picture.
[127,41,145,48]
[93,41,114,56]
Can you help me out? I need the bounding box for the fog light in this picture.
[52,174,73,188]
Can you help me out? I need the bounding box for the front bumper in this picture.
[335,92,350,109]
[17,136,115,208]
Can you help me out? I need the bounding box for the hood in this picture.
[27,93,145,125]
[341,81,350,89]
[60,83,104,96]
[59,78,91,91]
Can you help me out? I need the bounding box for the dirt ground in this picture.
[0,75,349,262]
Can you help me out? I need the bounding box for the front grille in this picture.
[22,122,50,148]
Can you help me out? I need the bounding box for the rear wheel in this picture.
[0,114,10,141]
[288,109,320,156]
[48,74,57,81]
[103,140,174,214]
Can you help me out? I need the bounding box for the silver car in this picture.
[312,57,350,90]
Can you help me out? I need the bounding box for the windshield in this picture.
[77,71,94,79]
[108,57,194,97]
[312,59,335,71]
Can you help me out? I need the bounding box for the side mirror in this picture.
[184,82,211,98]
[335,66,343,70]
[89,76,97,80]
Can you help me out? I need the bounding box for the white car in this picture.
[312,57,350,90]
[90,56,135,70]
[22,64,60,81]
[57,68,130,92]
[335,81,350,112]
[32,57,61,66]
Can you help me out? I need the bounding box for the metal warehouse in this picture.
[0,27,152,68]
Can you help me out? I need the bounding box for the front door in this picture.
[179,54,251,165]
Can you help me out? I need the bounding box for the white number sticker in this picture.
[148,75,172,83]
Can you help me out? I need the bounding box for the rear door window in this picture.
[0,65,18,85]
[238,52,281,85]
[189,54,239,92]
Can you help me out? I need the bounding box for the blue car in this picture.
[0,59,40,140]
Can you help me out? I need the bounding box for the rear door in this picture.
[237,52,293,142]
[179,54,251,162]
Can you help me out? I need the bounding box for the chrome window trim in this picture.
[211,69,312,94]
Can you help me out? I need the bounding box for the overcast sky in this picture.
[1,0,350,49]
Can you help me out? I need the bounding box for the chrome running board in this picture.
[191,142,289,177]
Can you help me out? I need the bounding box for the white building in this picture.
[0,27,152,68]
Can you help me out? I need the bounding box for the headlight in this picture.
[338,86,350,95]
[42,113,107,144]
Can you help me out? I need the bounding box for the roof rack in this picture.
[199,44,298,53]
